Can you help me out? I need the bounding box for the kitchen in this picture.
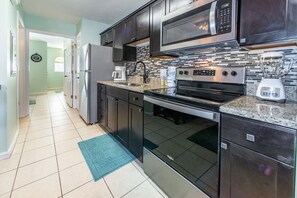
[1,0,297,197]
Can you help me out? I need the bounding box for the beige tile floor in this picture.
[0,91,167,198]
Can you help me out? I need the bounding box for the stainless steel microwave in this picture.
[160,0,237,52]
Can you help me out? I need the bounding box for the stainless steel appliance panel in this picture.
[143,96,220,198]
[79,44,115,124]
[160,0,237,52]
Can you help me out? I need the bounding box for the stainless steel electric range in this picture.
[143,66,246,198]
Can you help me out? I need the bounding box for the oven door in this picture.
[161,0,236,52]
[143,95,220,198]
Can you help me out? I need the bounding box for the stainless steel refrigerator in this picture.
[79,44,114,124]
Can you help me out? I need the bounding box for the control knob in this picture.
[179,71,184,75]
[231,71,238,76]
[222,71,228,76]
[184,71,189,75]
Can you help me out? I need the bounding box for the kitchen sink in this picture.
[115,82,145,87]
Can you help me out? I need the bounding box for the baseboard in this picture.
[47,87,63,91]
[0,129,19,160]
[29,92,47,96]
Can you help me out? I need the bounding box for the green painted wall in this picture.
[47,47,64,90]
[25,14,77,37]
[0,0,23,154]
[78,18,110,46]
[29,40,48,94]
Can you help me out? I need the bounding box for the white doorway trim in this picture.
[17,11,28,118]
[26,29,77,108]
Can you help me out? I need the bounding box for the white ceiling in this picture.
[21,0,151,25]
[30,32,70,49]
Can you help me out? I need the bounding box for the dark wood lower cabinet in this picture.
[116,100,129,148]
[106,95,117,133]
[220,114,296,198]
[98,84,144,161]
[129,104,144,162]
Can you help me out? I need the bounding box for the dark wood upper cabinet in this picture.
[239,0,297,46]
[123,7,150,45]
[101,29,113,46]
[166,0,193,14]
[135,7,150,41]
[113,24,124,62]
[123,17,136,44]
[150,0,166,56]
[113,24,136,62]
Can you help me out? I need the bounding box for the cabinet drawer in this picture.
[221,114,296,165]
[106,86,128,101]
[98,84,106,93]
[129,92,143,107]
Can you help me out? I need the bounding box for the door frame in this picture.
[25,29,77,107]
[17,11,27,118]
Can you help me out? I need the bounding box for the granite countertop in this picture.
[220,96,297,129]
[97,80,172,93]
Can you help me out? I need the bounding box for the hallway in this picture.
[0,92,166,198]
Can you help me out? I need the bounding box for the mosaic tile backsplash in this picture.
[124,45,297,101]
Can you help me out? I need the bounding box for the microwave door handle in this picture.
[209,1,217,35]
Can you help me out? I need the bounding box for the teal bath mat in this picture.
[78,134,135,181]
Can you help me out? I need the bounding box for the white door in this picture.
[64,46,73,107]
[76,32,81,110]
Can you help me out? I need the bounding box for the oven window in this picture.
[162,9,211,46]
[144,101,218,197]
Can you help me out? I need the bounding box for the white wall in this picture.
[79,18,110,46]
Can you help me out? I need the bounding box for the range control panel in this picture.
[176,67,245,84]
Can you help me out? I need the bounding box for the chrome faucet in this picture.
[134,61,149,83]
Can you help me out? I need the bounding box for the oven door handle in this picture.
[209,1,217,35]
[144,96,219,122]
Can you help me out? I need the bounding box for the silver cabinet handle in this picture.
[221,142,228,150]
[246,134,255,142]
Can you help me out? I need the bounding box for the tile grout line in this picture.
[49,92,66,198]
[60,179,93,197]
[9,101,35,198]
[56,93,84,141]
[103,178,115,198]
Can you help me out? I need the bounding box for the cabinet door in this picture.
[100,33,107,46]
[116,99,129,148]
[239,0,290,45]
[123,17,136,44]
[106,95,117,133]
[129,104,144,161]
[135,7,150,41]
[220,141,294,198]
[150,0,166,56]
[113,24,124,62]
[101,30,113,46]
[166,0,193,14]
[99,93,106,127]
[106,29,113,44]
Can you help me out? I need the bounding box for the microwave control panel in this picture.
[218,0,232,34]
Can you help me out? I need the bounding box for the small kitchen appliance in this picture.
[256,52,293,103]
[112,66,126,81]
